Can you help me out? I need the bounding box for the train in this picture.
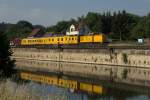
[11,25,108,48]
[21,34,106,45]
[20,72,104,94]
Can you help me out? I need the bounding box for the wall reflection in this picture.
[15,59,150,100]
[16,59,150,87]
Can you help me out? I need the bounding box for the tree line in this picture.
[0,10,150,41]
[0,10,150,77]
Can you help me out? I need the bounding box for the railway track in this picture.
[11,43,150,50]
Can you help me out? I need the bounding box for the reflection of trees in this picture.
[0,32,16,77]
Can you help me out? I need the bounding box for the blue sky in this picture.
[0,0,150,26]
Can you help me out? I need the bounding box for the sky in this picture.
[0,0,150,26]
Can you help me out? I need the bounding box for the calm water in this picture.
[21,81,150,100]
[15,60,150,100]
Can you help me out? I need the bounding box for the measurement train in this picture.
[11,25,108,48]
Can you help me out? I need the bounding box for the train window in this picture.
[72,38,74,40]
[58,38,59,41]
[52,39,54,41]
[66,38,67,40]
[49,39,51,41]
[61,38,63,41]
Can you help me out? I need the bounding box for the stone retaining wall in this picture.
[12,48,150,68]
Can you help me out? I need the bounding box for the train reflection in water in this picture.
[20,71,105,94]
[16,59,150,87]
[16,59,150,97]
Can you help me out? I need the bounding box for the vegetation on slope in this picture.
[0,10,150,41]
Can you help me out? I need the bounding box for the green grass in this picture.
[0,79,67,100]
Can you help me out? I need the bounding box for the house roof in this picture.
[28,28,41,37]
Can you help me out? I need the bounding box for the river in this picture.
[15,59,150,100]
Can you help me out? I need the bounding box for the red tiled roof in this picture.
[28,28,41,37]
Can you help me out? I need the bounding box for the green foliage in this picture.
[111,11,131,40]
[46,20,76,33]
[131,15,150,39]
[85,12,102,32]
[0,32,16,77]
[46,10,143,41]
[101,12,112,34]
[0,10,150,41]
[6,20,33,39]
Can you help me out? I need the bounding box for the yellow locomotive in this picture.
[20,25,107,47]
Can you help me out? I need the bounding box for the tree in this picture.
[6,20,33,39]
[111,10,134,41]
[0,32,15,77]
[46,20,72,34]
[85,12,102,32]
[101,12,112,34]
[131,15,150,39]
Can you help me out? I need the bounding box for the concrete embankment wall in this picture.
[12,48,150,68]
[12,47,150,86]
